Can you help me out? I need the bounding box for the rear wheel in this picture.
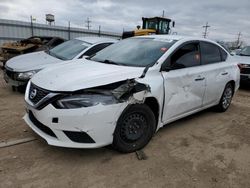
[215,83,234,112]
[112,104,156,153]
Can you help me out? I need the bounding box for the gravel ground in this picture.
[0,70,250,188]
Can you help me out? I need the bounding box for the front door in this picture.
[161,42,206,123]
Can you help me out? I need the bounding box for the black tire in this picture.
[112,104,156,153]
[215,83,234,112]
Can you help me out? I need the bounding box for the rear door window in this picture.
[200,42,221,64]
[220,48,228,61]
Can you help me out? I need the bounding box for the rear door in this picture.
[200,41,230,106]
[161,42,206,123]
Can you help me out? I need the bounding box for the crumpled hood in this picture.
[5,51,62,72]
[233,55,250,65]
[31,59,145,91]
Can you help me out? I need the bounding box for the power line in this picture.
[85,17,91,30]
[202,22,210,38]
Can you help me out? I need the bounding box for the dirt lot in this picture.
[0,71,250,188]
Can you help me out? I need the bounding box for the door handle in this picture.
[221,72,228,75]
[195,77,205,81]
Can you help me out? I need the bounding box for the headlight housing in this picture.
[17,70,40,80]
[55,94,117,109]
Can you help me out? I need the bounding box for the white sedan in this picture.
[233,46,250,83]
[4,37,117,89]
[24,35,240,153]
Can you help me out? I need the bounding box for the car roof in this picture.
[134,34,230,52]
[135,34,218,44]
[75,37,118,44]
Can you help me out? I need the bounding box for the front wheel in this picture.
[112,104,156,153]
[215,83,234,112]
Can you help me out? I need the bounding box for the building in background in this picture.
[0,18,121,45]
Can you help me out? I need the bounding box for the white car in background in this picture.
[4,37,117,90]
[24,35,240,153]
[233,46,250,83]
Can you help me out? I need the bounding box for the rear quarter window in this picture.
[220,48,228,61]
[200,42,221,64]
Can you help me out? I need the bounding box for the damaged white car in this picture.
[24,35,240,153]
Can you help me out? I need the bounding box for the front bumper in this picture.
[4,72,28,87]
[24,100,127,148]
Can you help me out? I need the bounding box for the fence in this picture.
[0,19,121,44]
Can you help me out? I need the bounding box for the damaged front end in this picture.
[87,79,150,101]
[29,80,150,110]
[53,79,151,109]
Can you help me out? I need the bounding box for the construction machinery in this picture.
[122,17,175,39]
[0,36,65,67]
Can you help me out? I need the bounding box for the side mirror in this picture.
[161,59,172,72]
[172,62,185,69]
[161,66,172,72]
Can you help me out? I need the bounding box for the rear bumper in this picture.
[240,74,250,82]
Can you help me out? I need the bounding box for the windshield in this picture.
[240,46,250,56]
[48,39,91,60]
[91,38,177,67]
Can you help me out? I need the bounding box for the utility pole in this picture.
[98,25,101,37]
[30,15,34,36]
[162,10,165,17]
[68,21,71,40]
[236,32,242,48]
[202,22,210,38]
[85,17,91,30]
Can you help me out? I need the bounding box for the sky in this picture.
[0,0,249,44]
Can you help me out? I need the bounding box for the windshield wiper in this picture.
[98,59,120,65]
[240,54,250,56]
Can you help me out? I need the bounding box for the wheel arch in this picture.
[144,97,160,129]
[227,80,236,95]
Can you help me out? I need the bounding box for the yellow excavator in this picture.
[122,17,175,39]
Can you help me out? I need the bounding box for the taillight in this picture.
[238,64,249,72]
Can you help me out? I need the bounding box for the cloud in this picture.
[0,0,249,44]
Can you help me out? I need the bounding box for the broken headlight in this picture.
[55,94,117,109]
[17,70,40,80]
